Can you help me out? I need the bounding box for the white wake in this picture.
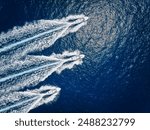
[0,15,88,112]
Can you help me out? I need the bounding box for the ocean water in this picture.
[0,0,150,112]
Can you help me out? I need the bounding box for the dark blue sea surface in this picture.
[0,0,150,112]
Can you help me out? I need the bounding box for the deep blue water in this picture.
[0,0,150,112]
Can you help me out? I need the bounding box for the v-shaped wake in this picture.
[0,14,88,113]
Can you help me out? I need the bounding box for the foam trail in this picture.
[0,51,84,83]
[0,15,88,55]
[0,51,84,93]
[0,14,88,112]
[0,62,59,83]
[0,26,65,53]
[0,86,61,113]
